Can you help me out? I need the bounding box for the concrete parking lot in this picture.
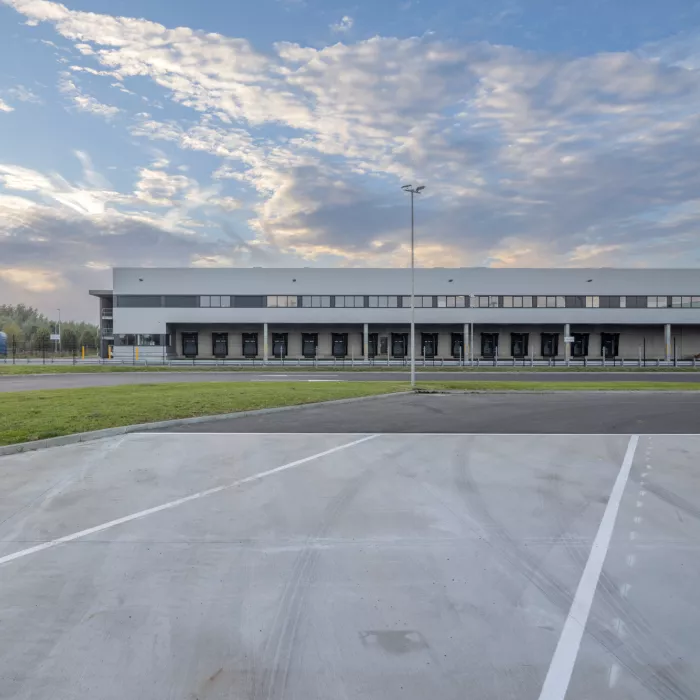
[1,429,698,699]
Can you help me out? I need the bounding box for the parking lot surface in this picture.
[1,431,698,699]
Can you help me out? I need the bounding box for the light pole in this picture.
[57,308,61,354]
[401,184,425,388]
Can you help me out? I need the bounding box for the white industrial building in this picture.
[90,267,700,363]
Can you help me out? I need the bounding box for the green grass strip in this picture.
[0,381,407,446]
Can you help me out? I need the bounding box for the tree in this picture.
[1,321,23,344]
[79,329,95,351]
[62,328,78,353]
[33,327,51,351]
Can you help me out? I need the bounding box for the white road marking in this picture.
[639,490,647,497]
[609,663,621,688]
[620,583,631,598]
[630,531,637,540]
[626,554,636,567]
[0,434,378,567]
[636,500,644,508]
[634,516,642,524]
[537,435,639,700]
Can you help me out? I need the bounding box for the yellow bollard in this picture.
[81,345,85,360]
[108,345,112,359]
[135,347,139,361]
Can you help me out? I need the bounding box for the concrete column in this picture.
[564,323,570,362]
[363,323,369,363]
[263,322,268,364]
[664,323,671,362]
[463,323,469,366]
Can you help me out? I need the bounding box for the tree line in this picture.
[0,304,99,351]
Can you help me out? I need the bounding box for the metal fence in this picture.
[0,336,100,364]
[2,354,699,369]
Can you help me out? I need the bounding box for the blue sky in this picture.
[1,0,700,321]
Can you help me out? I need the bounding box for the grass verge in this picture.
[418,381,700,392]
[0,381,407,446]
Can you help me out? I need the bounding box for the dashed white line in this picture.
[537,435,639,700]
[626,554,637,567]
[620,583,631,598]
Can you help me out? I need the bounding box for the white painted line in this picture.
[620,583,631,598]
[626,553,637,567]
[609,662,620,688]
[537,434,639,700]
[0,434,378,568]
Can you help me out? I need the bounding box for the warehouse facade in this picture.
[90,267,700,362]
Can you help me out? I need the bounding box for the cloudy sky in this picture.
[1,0,700,321]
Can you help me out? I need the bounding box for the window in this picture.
[503,296,530,308]
[648,296,668,308]
[537,296,565,308]
[477,296,499,308]
[335,296,365,308]
[368,296,398,308]
[200,295,230,308]
[301,295,331,307]
[624,296,647,308]
[671,296,693,308]
[694,297,700,308]
[436,296,466,308]
[116,334,136,346]
[233,296,264,308]
[267,295,298,307]
[586,296,599,308]
[116,295,162,308]
[164,295,198,307]
[402,296,432,308]
[620,296,626,308]
[138,334,161,346]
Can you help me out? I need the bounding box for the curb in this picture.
[0,391,411,458]
[415,389,700,395]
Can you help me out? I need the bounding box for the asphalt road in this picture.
[169,391,700,434]
[2,369,700,392]
[2,432,698,699]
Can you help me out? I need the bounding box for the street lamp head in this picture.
[401,184,412,191]
[416,185,425,192]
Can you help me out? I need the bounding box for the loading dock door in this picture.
[368,333,378,358]
[332,333,348,357]
[541,333,559,357]
[481,333,498,358]
[391,333,408,358]
[601,332,619,358]
[212,333,228,358]
[511,332,529,358]
[242,333,258,358]
[302,333,318,358]
[272,333,288,358]
[421,332,438,359]
[451,333,464,359]
[379,336,388,355]
[572,333,589,357]
[182,332,198,358]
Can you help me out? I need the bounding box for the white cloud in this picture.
[3,0,700,296]
[0,99,14,113]
[5,84,42,103]
[58,74,121,118]
[331,15,353,33]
